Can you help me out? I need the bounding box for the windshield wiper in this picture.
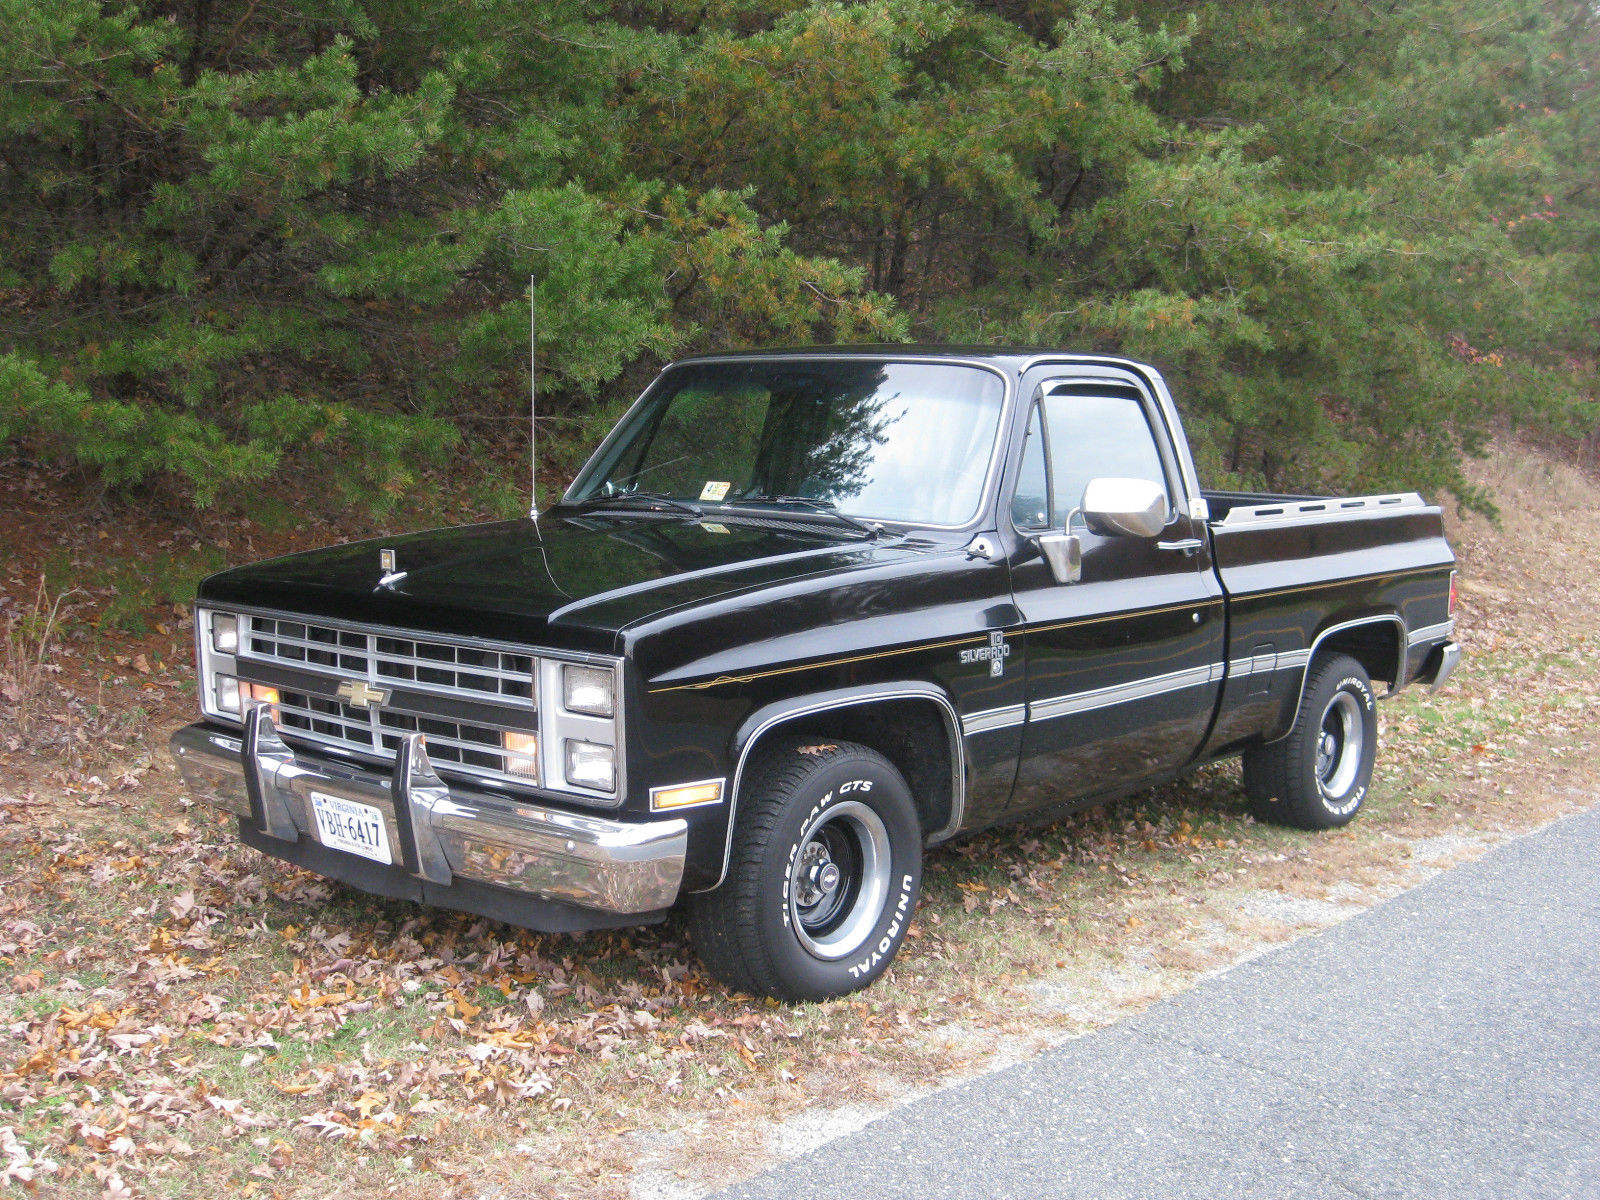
[738,495,883,538]
[571,491,704,518]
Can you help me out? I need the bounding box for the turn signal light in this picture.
[503,731,539,781]
[650,780,724,811]
[223,681,279,722]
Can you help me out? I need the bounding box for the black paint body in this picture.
[196,349,1457,909]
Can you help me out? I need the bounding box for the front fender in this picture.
[700,681,966,891]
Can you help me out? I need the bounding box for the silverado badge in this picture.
[336,679,391,709]
[959,630,1011,678]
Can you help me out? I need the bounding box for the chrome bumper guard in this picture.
[170,707,687,917]
[1424,640,1462,693]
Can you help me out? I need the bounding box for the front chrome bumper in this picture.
[171,709,687,923]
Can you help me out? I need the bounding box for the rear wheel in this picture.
[689,738,922,1003]
[1243,654,1377,830]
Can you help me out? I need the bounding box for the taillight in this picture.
[1448,570,1459,616]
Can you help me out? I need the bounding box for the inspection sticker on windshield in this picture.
[310,792,392,865]
[699,481,731,502]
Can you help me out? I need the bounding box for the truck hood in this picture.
[197,512,931,654]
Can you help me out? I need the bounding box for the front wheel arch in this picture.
[711,686,963,890]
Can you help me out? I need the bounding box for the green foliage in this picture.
[0,0,1594,512]
[98,548,229,635]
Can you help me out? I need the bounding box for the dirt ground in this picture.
[2,442,1597,1200]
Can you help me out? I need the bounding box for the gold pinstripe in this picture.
[1023,597,1223,638]
[648,631,997,693]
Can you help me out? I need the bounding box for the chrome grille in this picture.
[273,689,535,779]
[241,616,539,788]
[374,635,533,699]
[247,617,535,702]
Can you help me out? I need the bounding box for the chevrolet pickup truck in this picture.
[171,347,1460,1001]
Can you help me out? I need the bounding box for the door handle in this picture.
[1157,537,1205,553]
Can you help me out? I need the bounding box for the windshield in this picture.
[567,360,1006,526]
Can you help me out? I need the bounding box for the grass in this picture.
[37,545,224,639]
[1,575,80,744]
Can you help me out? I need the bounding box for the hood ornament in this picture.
[378,547,407,589]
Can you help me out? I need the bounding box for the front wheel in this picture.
[689,738,923,1003]
[1243,653,1377,830]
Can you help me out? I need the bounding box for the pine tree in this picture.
[1,0,1593,511]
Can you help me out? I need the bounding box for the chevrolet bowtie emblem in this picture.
[336,679,391,709]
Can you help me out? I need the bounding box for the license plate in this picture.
[309,792,393,865]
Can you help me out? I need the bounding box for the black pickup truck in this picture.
[172,347,1459,1001]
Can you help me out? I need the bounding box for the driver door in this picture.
[1007,382,1224,813]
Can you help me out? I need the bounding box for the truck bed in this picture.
[1197,489,1457,757]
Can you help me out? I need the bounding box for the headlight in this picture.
[215,674,242,714]
[562,664,615,717]
[537,657,624,804]
[564,739,615,791]
[211,613,239,655]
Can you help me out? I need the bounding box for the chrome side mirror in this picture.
[1038,532,1081,584]
[1080,477,1169,539]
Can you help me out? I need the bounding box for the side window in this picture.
[1041,390,1167,528]
[1011,404,1050,529]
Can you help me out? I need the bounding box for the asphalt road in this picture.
[714,806,1600,1200]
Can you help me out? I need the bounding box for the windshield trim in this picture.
[559,354,1015,533]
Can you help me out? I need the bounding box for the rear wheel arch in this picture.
[1266,615,1405,743]
[1312,617,1405,690]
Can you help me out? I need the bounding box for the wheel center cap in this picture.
[796,845,842,906]
[814,862,841,895]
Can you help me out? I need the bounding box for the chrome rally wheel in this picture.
[689,738,923,1002]
[1244,653,1377,830]
[788,799,892,961]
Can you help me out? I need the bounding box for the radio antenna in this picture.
[529,274,539,522]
